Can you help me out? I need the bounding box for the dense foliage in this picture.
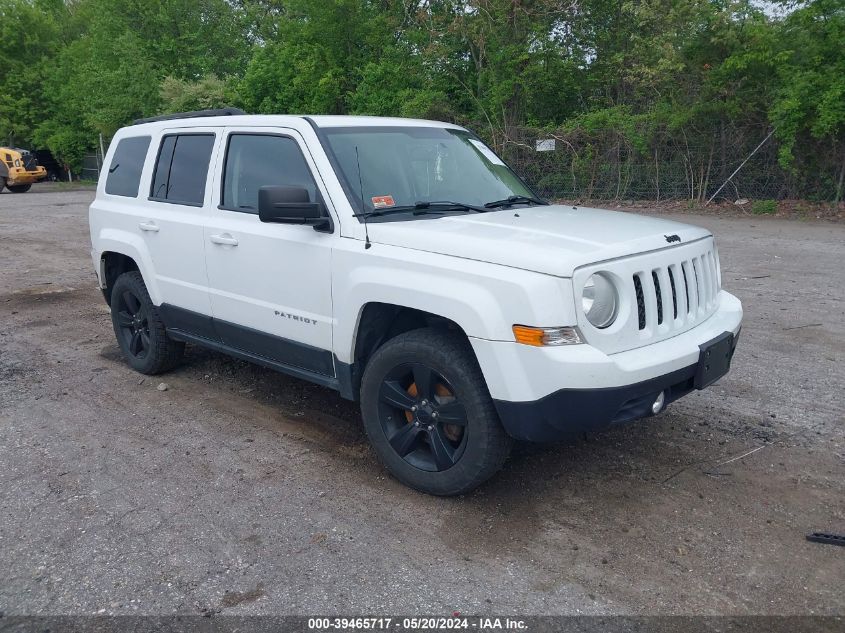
[1,0,842,200]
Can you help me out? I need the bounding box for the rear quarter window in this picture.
[105,136,151,197]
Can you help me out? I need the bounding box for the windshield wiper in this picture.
[354,200,486,220]
[483,195,548,209]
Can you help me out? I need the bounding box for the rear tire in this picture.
[110,271,184,374]
[360,328,512,496]
[7,184,31,193]
[0,176,6,192]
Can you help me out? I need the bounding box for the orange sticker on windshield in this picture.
[372,195,395,208]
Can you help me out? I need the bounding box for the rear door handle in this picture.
[209,233,238,246]
[138,221,159,232]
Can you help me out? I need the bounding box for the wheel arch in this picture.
[338,302,478,401]
[99,251,141,304]
[93,226,161,300]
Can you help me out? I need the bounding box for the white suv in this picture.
[89,109,742,495]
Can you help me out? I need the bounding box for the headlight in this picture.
[582,272,618,329]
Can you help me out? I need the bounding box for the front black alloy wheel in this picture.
[378,363,469,472]
[361,328,512,496]
[109,271,184,374]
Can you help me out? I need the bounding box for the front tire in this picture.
[110,271,184,374]
[360,328,512,496]
[7,184,31,193]
[0,176,6,191]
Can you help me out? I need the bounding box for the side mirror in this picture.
[258,186,332,232]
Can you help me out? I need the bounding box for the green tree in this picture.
[769,0,845,200]
[0,0,59,146]
[1,0,842,199]
[33,0,249,168]
[159,75,232,113]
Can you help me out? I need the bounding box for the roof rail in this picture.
[132,108,247,125]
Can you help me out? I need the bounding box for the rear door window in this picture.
[150,134,215,206]
[105,136,151,197]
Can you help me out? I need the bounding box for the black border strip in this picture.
[0,615,840,633]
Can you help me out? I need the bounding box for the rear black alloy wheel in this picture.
[115,288,152,361]
[361,328,512,496]
[109,271,184,374]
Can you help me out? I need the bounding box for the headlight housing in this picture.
[582,272,618,329]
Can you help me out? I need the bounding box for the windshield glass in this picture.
[321,126,535,216]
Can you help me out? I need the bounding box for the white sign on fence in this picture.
[535,139,556,152]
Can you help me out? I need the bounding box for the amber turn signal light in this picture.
[512,325,582,346]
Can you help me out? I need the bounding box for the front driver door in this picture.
[203,128,336,379]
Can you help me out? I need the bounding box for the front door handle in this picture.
[209,233,239,246]
[138,221,159,232]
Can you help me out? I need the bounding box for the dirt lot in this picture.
[0,186,842,616]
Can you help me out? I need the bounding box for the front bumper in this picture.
[493,330,739,441]
[469,290,743,441]
[8,167,47,185]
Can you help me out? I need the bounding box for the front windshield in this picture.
[321,126,536,216]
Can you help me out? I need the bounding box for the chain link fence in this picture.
[71,130,842,202]
[80,150,104,182]
[499,127,842,203]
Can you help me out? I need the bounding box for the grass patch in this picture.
[751,199,777,215]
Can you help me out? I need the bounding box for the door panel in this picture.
[203,129,335,373]
[136,131,218,320]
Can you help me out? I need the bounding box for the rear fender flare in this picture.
[95,229,161,305]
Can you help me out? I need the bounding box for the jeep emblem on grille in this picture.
[665,234,681,243]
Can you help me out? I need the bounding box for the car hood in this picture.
[365,205,712,277]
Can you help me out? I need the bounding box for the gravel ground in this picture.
[0,187,842,616]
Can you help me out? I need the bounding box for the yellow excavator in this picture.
[1,146,47,193]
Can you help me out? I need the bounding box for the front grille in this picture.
[633,275,646,330]
[691,259,701,307]
[632,247,719,334]
[668,268,678,319]
[651,270,663,324]
[576,237,721,354]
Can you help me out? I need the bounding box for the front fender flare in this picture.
[334,266,516,365]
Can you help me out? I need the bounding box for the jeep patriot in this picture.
[89,109,742,495]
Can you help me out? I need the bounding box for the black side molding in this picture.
[158,304,216,341]
[166,329,341,393]
[213,318,334,376]
[158,303,341,391]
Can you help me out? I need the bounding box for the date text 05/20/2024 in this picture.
[307,617,528,631]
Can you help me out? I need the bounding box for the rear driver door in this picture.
[134,130,217,327]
